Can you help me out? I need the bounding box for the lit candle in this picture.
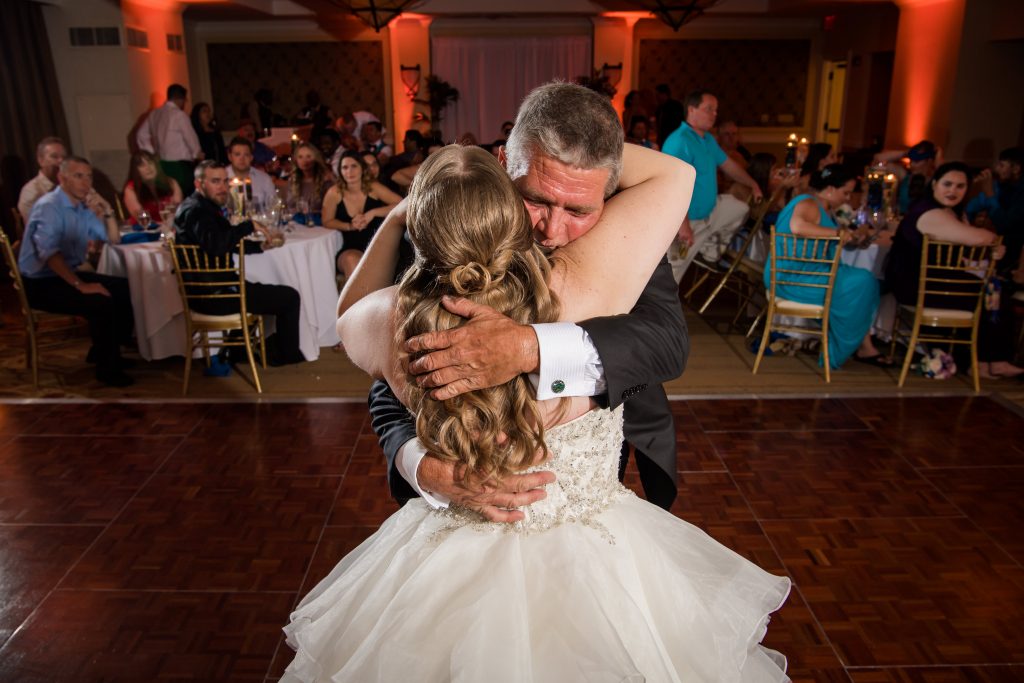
[229,177,245,218]
[291,133,299,154]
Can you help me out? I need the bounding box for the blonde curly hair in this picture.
[397,145,560,483]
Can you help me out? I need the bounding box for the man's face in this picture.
[228,145,253,173]
[238,125,256,143]
[909,157,935,176]
[995,159,1020,183]
[196,168,229,206]
[509,152,609,250]
[687,95,718,133]
[363,123,382,143]
[39,143,66,177]
[58,161,93,202]
[717,123,738,150]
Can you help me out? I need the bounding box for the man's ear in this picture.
[497,145,507,169]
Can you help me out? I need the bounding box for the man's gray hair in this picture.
[37,137,66,159]
[505,82,624,197]
[194,160,223,181]
[59,155,90,174]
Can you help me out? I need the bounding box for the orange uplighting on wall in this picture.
[886,0,966,148]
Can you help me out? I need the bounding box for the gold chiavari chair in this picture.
[753,226,843,383]
[168,239,266,395]
[0,230,88,388]
[890,236,1001,393]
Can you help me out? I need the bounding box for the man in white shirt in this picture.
[137,83,203,195]
[17,137,66,222]
[225,137,277,210]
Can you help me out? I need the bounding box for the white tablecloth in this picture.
[840,243,890,279]
[98,226,343,361]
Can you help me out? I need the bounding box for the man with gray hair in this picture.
[17,136,66,221]
[367,82,691,518]
[19,155,134,386]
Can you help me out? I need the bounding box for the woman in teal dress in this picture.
[764,164,891,368]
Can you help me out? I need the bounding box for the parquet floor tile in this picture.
[162,432,355,477]
[847,665,1024,682]
[923,467,1024,565]
[761,590,850,682]
[61,475,340,592]
[688,398,869,432]
[762,517,1024,668]
[0,525,99,647]
[709,430,961,519]
[669,402,727,471]
[0,590,293,682]
[23,402,210,437]
[0,435,182,523]
[189,402,366,442]
[0,404,50,436]
[841,397,1024,467]
[327,451,401,525]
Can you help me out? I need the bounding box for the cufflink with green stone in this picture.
[551,380,565,394]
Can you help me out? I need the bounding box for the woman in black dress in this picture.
[322,150,401,277]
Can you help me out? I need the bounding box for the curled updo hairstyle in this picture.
[808,163,851,191]
[398,145,560,484]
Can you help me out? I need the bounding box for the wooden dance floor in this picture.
[0,396,1022,682]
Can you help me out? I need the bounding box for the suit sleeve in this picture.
[368,379,420,502]
[576,257,688,410]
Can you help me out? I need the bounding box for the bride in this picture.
[281,143,791,682]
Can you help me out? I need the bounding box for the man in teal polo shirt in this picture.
[662,90,762,282]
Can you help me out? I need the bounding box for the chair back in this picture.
[766,226,843,311]
[168,240,250,320]
[0,230,33,323]
[916,235,1000,317]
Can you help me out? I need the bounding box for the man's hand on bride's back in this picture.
[418,454,556,523]
[404,296,540,400]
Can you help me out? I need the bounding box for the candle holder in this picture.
[229,177,247,220]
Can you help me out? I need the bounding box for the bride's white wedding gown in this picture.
[282,407,791,682]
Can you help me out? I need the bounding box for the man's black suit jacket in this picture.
[369,256,688,509]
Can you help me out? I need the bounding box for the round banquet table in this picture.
[98,226,343,361]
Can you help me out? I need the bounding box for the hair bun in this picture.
[447,261,493,294]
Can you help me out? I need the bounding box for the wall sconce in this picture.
[601,62,623,89]
[400,64,421,100]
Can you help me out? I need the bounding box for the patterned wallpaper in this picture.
[207,41,385,130]
[638,39,811,128]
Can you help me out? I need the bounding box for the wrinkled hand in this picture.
[404,295,539,400]
[77,281,110,297]
[418,455,555,523]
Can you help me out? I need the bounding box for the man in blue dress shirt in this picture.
[19,156,135,387]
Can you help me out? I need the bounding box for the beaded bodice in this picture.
[433,407,631,540]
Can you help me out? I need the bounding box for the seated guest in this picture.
[797,142,838,193]
[313,127,342,172]
[226,137,277,210]
[174,161,305,366]
[360,120,393,166]
[716,120,751,192]
[765,164,890,369]
[874,140,939,214]
[236,120,275,169]
[286,142,334,223]
[18,137,67,221]
[322,150,400,277]
[626,116,658,150]
[966,147,1023,273]
[190,102,227,165]
[123,151,183,226]
[18,156,134,386]
[885,161,1022,379]
[361,151,381,181]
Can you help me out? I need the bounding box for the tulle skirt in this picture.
[282,492,791,682]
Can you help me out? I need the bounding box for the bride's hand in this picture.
[405,296,540,400]
[418,455,555,524]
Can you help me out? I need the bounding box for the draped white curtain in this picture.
[431,35,592,144]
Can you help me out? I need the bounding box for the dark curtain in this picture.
[0,0,69,241]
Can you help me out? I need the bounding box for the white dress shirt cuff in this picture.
[396,438,450,509]
[531,322,606,400]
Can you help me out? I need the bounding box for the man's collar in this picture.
[682,121,704,137]
[55,186,82,209]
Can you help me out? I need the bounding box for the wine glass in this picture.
[137,210,151,230]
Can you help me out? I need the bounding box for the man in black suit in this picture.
[368,82,689,521]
